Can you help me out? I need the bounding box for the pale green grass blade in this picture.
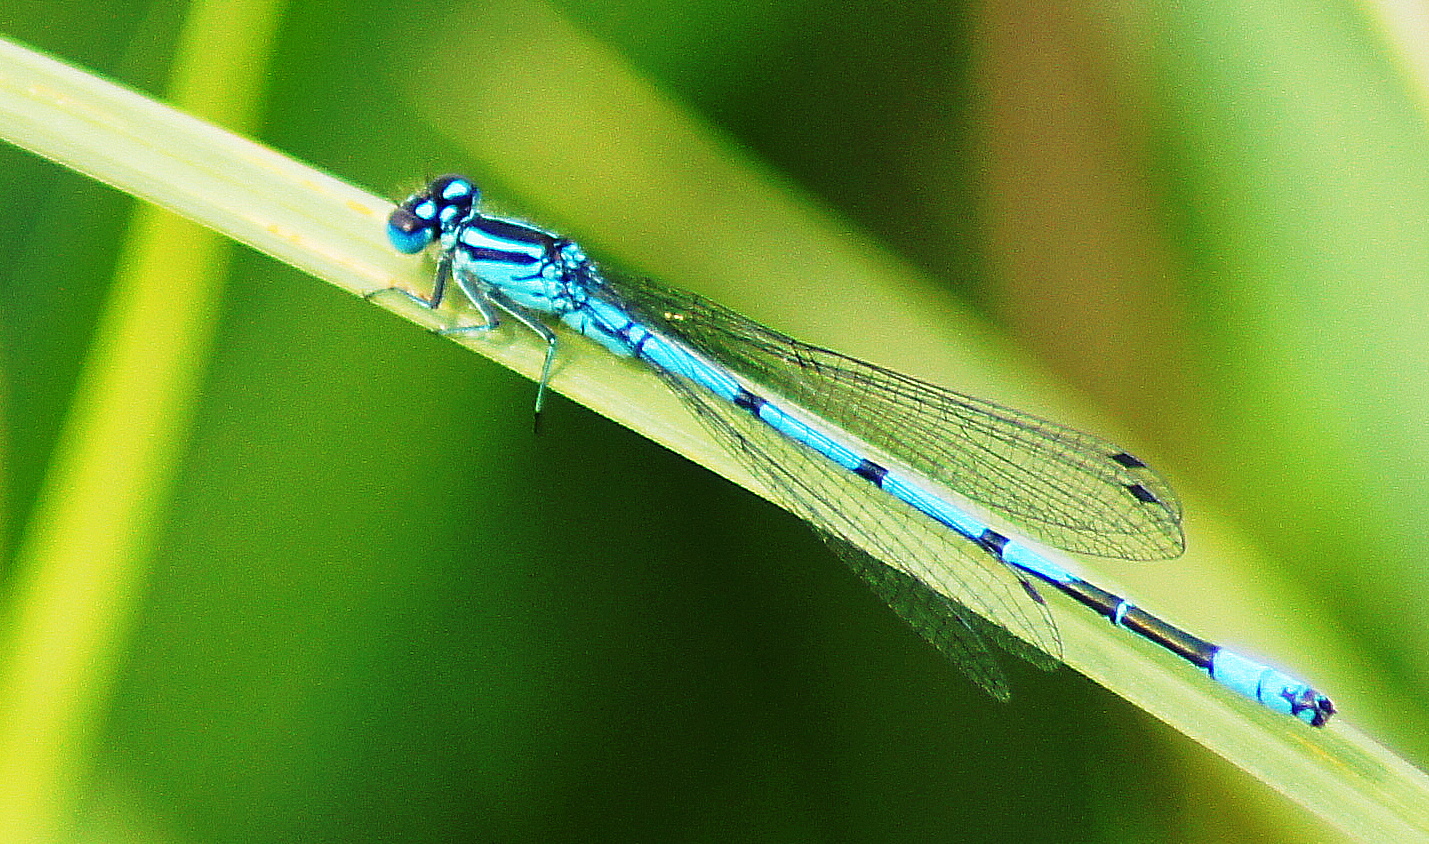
[0,27,1426,841]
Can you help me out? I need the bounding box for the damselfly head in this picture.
[387,174,481,254]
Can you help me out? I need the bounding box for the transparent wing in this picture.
[602,274,1184,561]
[829,534,1060,693]
[654,367,1062,700]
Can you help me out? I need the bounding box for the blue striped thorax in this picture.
[388,175,592,318]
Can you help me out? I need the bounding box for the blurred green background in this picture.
[2,0,1427,840]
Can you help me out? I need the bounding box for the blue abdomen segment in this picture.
[565,302,751,403]
[878,474,982,539]
[1211,648,1336,726]
[562,299,641,355]
[755,403,866,472]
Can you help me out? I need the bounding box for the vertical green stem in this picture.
[0,1,284,840]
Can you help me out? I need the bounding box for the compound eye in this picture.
[429,174,479,205]
[387,206,435,253]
